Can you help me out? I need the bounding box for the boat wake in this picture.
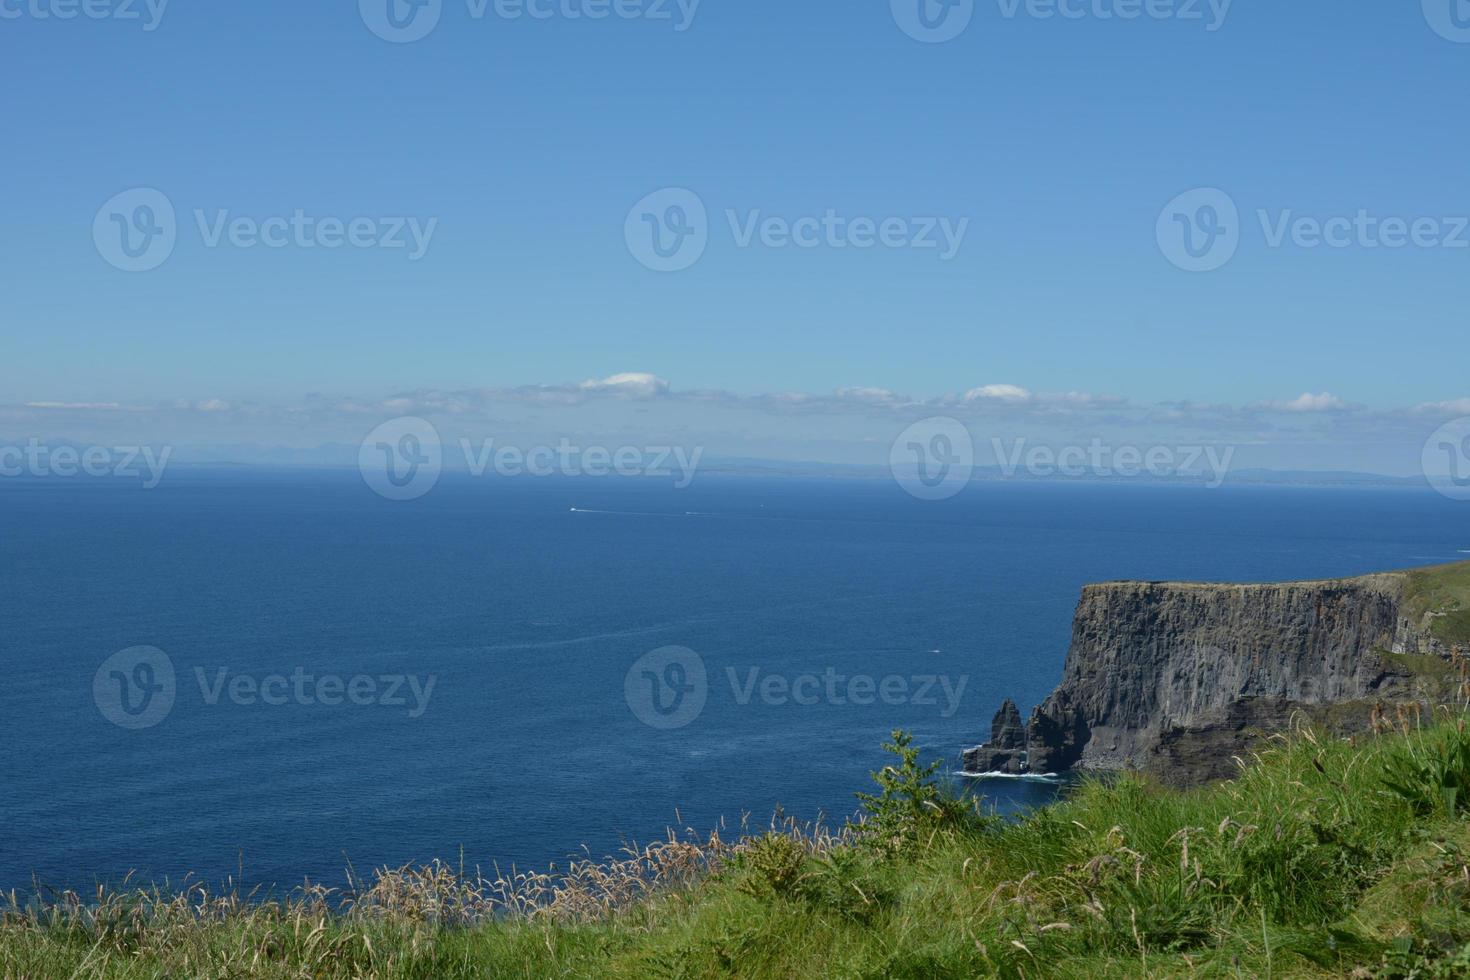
[569,507,709,518]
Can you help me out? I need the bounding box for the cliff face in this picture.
[966,563,1470,785]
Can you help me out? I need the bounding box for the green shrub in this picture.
[796,847,894,924]
[733,833,809,901]
[852,729,987,853]
[1383,725,1470,818]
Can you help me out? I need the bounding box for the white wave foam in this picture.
[954,770,1064,782]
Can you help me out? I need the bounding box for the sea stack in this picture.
[962,699,1028,774]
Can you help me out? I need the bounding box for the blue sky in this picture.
[3,1,1469,473]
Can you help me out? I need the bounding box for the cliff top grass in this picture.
[1404,561,1470,648]
[11,719,1470,978]
[1086,560,1470,606]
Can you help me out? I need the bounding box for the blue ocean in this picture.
[2,471,1467,895]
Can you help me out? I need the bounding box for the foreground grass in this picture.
[11,722,1470,978]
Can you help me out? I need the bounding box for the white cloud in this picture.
[953,386,1125,412]
[834,386,900,404]
[1414,398,1470,416]
[1257,392,1351,413]
[25,402,124,411]
[964,384,1032,403]
[578,373,671,398]
[196,399,232,412]
[1050,390,1125,408]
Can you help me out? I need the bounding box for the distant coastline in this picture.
[0,443,1436,489]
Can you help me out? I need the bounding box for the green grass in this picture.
[13,719,1470,978]
[1404,561,1470,649]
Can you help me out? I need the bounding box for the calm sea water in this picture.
[2,471,1467,894]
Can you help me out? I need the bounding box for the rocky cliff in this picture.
[965,562,1470,785]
